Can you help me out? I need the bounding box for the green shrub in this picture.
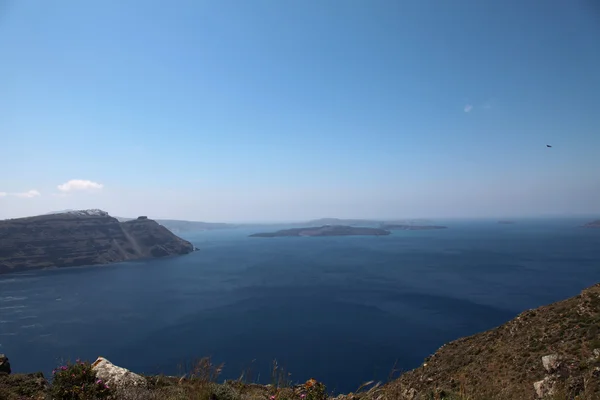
[303,379,327,400]
[50,360,112,400]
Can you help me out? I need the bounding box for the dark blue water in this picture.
[1,219,599,393]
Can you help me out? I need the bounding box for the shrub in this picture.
[50,360,112,400]
[303,379,327,400]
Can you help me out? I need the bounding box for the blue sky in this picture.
[1,0,599,221]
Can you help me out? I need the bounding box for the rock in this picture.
[593,349,600,359]
[0,354,11,375]
[91,357,147,391]
[534,377,555,399]
[542,354,560,373]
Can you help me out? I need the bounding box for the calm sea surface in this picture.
[1,219,599,393]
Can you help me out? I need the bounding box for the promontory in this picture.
[0,210,195,274]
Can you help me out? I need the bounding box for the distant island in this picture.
[118,218,235,233]
[250,225,391,237]
[381,224,447,230]
[498,220,516,224]
[0,210,195,274]
[46,211,236,233]
[583,220,600,228]
[305,218,432,227]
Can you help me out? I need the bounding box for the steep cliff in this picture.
[0,210,194,274]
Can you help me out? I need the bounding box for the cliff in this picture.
[0,210,194,274]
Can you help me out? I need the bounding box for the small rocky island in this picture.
[583,220,600,228]
[0,210,195,274]
[250,225,391,237]
[380,224,447,230]
[498,220,516,224]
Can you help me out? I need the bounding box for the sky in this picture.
[1,0,599,222]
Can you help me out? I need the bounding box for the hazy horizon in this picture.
[1,1,599,221]
[1,207,598,225]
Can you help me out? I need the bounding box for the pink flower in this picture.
[270,396,276,400]
[301,395,306,399]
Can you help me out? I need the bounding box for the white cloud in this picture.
[12,190,41,198]
[464,104,473,113]
[0,192,6,197]
[57,179,104,193]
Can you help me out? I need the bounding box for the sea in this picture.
[1,218,599,393]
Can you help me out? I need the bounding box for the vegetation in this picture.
[49,360,112,400]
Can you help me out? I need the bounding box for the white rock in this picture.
[534,377,555,399]
[91,357,147,391]
[541,354,560,373]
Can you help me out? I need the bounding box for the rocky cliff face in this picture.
[0,210,194,274]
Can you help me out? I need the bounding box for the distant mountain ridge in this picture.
[305,218,433,227]
[583,219,600,228]
[0,210,195,274]
[115,217,236,233]
[249,225,391,237]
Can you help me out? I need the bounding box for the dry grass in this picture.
[374,284,600,399]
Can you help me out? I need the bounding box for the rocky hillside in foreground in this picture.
[380,283,600,399]
[0,210,195,274]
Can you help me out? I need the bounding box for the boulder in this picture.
[534,377,555,399]
[91,357,146,391]
[0,354,11,375]
[541,354,560,373]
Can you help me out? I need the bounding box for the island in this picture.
[249,225,391,237]
[0,210,195,274]
[498,220,516,224]
[380,224,447,230]
[583,220,600,228]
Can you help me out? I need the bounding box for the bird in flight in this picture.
[546,144,552,148]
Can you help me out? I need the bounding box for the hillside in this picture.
[583,220,600,228]
[0,210,195,274]
[377,283,600,399]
